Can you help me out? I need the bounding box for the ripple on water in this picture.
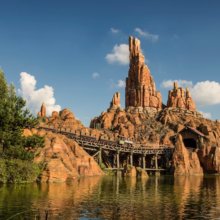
[1,176,220,219]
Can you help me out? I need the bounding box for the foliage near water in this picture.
[0,159,41,183]
[0,70,44,183]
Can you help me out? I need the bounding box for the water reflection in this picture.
[1,176,220,219]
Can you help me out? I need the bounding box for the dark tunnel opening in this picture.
[183,138,197,149]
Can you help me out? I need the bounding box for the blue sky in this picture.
[1,0,220,125]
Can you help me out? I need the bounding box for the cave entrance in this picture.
[183,138,197,149]
[178,126,206,150]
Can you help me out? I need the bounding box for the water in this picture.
[1,176,220,219]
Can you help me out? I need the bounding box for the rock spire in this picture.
[125,36,162,109]
[167,82,196,111]
[109,92,121,109]
[38,103,46,117]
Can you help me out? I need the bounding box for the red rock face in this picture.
[38,103,46,117]
[33,131,104,182]
[125,36,162,109]
[52,111,59,119]
[110,92,120,109]
[167,82,196,111]
[172,134,203,176]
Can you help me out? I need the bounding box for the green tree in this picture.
[0,70,43,159]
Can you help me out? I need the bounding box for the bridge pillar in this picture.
[98,147,102,165]
[130,153,133,166]
[155,153,160,176]
[116,150,120,169]
[142,154,146,169]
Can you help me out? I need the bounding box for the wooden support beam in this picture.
[130,153,133,166]
[113,154,116,168]
[116,150,120,169]
[142,154,146,169]
[92,151,99,158]
[155,154,158,170]
[145,168,165,171]
[98,147,102,165]
[155,153,160,176]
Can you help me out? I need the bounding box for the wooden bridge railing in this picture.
[37,126,174,155]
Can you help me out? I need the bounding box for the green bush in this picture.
[23,135,44,149]
[2,146,35,160]
[0,159,41,183]
[100,162,106,170]
[0,160,7,183]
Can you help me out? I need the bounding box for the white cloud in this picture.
[110,28,120,34]
[110,79,126,89]
[161,79,220,106]
[191,81,220,106]
[135,28,159,42]
[105,44,129,65]
[92,72,100,79]
[18,72,61,116]
[199,111,212,119]
[161,80,193,89]
[117,80,126,88]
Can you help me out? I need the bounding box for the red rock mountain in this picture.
[35,36,220,177]
[125,36,162,109]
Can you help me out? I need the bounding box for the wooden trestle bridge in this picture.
[38,126,174,174]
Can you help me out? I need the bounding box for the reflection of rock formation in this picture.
[126,36,162,109]
[167,82,196,111]
[2,176,220,219]
[173,176,203,219]
[34,177,102,219]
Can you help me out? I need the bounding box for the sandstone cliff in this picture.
[32,129,103,182]
[91,107,171,146]
[159,108,220,174]
[172,134,203,176]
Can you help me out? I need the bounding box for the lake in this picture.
[1,175,220,219]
